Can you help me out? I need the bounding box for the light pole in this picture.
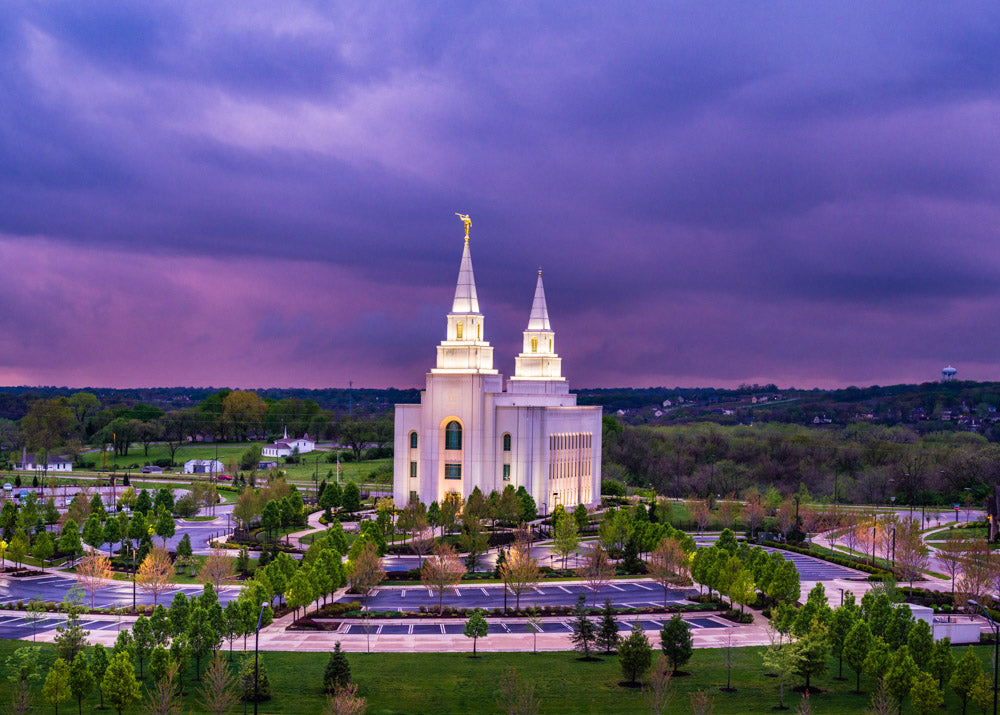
[969,600,998,715]
[254,602,267,715]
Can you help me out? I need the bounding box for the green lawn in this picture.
[0,640,992,713]
[926,525,989,541]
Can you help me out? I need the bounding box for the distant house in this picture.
[258,460,278,470]
[14,453,73,472]
[141,466,164,474]
[183,459,224,474]
[261,429,315,459]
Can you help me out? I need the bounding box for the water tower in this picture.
[942,365,957,382]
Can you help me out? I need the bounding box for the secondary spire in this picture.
[451,213,479,313]
[526,269,550,330]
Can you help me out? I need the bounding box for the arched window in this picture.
[445,421,462,450]
[503,433,511,452]
[409,432,418,449]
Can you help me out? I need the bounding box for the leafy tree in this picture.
[950,646,983,715]
[863,636,891,686]
[324,642,351,694]
[596,599,620,655]
[970,673,993,715]
[68,651,94,715]
[90,644,109,709]
[54,587,89,662]
[909,671,943,715]
[133,615,154,679]
[154,508,176,547]
[552,510,580,570]
[43,657,71,715]
[927,637,954,688]
[342,481,362,514]
[828,596,859,680]
[8,527,29,569]
[347,540,385,610]
[136,546,175,606]
[906,619,933,670]
[569,594,597,659]
[187,604,222,680]
[618,622,653,686]
[76,548,112,609]
[660,614,693,675]
[175,532,193,560]
[843,619,873,693]
[261,500,280,542]
[884,646,918,713]
[499,544,540,611]
[762,633,803,710]
[169,591,190,636]
[103,650,141,714]
[516,486,537,522]
[463,609,489,657]
[459,515,489,572]
[135,489,153,515]
[82,514,104,552]
[574,503,589,531]
[148,646,171,685]
[577,543,615,608]
[793,627,829,693]
[31,530,54,567]
[102,517,120,557]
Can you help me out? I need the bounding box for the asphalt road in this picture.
[0,573,240,611]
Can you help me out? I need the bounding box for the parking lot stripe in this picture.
[557,586,571,594]
[480,588,489,596]
[634,583,653,591]
[455,589,462,597]
[607,584,624,592]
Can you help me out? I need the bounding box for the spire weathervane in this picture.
[455,213,471,243]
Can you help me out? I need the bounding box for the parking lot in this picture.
[340,614,731,636]
[340,580,688,611]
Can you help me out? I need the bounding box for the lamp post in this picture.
[254,602,267,715]
[969,600,998,715]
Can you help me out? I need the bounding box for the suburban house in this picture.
[261,429,315,459]
[183,459,224,474]
[14,452,73,472]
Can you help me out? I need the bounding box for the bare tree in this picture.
[499,545,540,611]
[576,543,615,608]
[742,496,765,540]
[197,652,238,715]
[644,654,673,715]
[198,547,235,590]
[936,532,966,600]
[76,548,112,609]
[956,539,992,611]
[647,537,687,608]
[689,689,715,715]
[348,541,386,611]
[420,543,466,615]
[136,546,175,607]
[323,683,367,715]
[497,668,539,715]
[145,662,181,715]
[893,518,928,593]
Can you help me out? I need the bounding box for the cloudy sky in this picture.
[0,2,997,390]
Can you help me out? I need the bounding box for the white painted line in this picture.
[427,589,433,598]
[455,589,462,597]
[634,583,653,591]
[480,588,489,596]
[608,584,624,592]
[557,586,571,594]
[399,589,405,598]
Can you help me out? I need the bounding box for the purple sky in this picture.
[1,3,998,390]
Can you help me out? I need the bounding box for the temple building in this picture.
[393,219,601,512]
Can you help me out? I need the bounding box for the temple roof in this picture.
[451,241,480,314]
[526,271,550,330]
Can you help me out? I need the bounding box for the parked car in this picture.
[216,474,232,481]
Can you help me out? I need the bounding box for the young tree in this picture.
[68,652,94,715]
[54,587,89,662]
[132,615,154,680]
[793,628,829,693]
[464,609,489,657]
[76,548,113,609]
[198,651,238,715]
[552,510,579,569]
[909,671,943,715]
[761,629,803,710]
[576,543,615,608]
[569,594,597,660]
[103,651,141,715]
[843,619,873,693]
[596,599,620,655]
[198,547,235,590]
[894,518,928,593]
[187,604,222,681]
[459,514,489,572]
[660,614,693,675]
[496,668,538,715]
[499,545,540,611]
[644,654,673,715]
[618,623,653,686]
[347,540,385,610]
[950,646,984,715]
[341,481,362,514]
[527,607,542,655]
[238,651,271,703]
[90,644,110,710]
[421,542,466,614]
[8,527,29,569]
[927,637,954,688]
[647,537,687,608]
[884,646,918,713]
[323,682,367,715]
[60,518,83,557]
[154,508,176,548]
[324,642,351,694]
[145,662,181,715]
[43,657,71,715]
[136,546,175,606]
[936,531,966,600]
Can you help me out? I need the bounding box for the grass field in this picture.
[0,640,992,713]
[926,525,989,541]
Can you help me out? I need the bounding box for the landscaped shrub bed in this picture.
[719,609,754,624]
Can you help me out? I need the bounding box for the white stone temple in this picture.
[393,223,602,512]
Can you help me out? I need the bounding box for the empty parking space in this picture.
[412,623,443,635]
[379,624,411,635]
[688,617,727,629]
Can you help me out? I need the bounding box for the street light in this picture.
[968,600,997,715]
[254,602,267,715]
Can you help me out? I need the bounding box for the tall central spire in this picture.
[527,270,550,330]
[451,240,480,314]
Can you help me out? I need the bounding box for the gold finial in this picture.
[455,213,471,243]
[538,267,542,276]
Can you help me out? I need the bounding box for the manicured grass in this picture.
[926,525,989,541]
[0,640,993,714]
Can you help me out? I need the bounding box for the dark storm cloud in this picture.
[0,2,997,388]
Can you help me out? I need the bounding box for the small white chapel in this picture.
[393,216,602,512]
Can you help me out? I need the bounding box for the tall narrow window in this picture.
[409,461,417,478]
[445,421,462,450]
[409,432,418,449]
[531,337,538,353]
[503,433,511,452]
[444,463,462,479]
[477,324,481,340]
[456,321,463,339]
[503,464,511,481]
